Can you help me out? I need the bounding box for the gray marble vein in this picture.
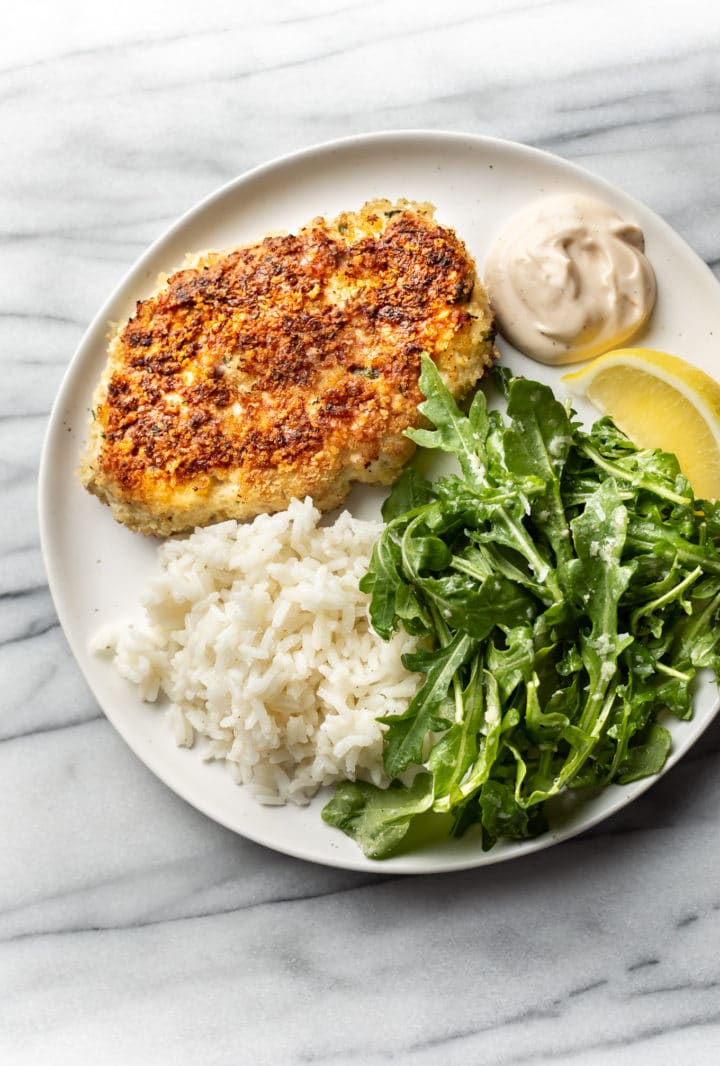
[3,0,720,1063]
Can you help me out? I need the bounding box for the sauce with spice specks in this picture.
[484,194,656,365]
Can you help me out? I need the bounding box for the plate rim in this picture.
[38,128,720,874]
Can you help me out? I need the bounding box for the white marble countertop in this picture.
[4,1,720,1062]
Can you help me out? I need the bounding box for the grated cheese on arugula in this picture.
[322,357,720,859]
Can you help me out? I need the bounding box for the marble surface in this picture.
[3,1,720,1062]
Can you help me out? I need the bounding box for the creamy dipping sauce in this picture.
[484,194,657,365]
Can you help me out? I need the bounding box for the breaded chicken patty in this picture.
[80,199,496,535]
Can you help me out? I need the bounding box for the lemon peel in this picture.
[562,348,720,501]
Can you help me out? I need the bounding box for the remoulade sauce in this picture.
[484,194,657,365]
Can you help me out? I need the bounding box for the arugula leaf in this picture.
[324,367,720,860]
[436,669,504,810]
[617,723,672,784]
[504,377,573,566]
[359,524,406,640]
[321,774,434,859]
[429,653,485,807]
[566,479,635,702]
[405,354,487,482]
[381,467,437,522]
[381,631,477,779]
[413,571,537,638]
[479,780,548,851]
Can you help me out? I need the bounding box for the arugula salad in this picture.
[322,356,720,859]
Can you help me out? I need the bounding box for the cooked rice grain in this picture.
[92,498,420,804]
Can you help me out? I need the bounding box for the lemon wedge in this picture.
[562,348,720,500]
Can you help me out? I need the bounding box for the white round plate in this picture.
[39,131,720,874]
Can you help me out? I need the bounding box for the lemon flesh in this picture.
[562,348,720,501]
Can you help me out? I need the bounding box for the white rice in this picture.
[91,497,420,804]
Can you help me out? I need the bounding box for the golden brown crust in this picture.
[80,199,496,534]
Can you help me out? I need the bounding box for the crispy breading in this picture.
[80,199,496,535]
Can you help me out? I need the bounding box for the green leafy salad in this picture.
[322,356,720,859]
